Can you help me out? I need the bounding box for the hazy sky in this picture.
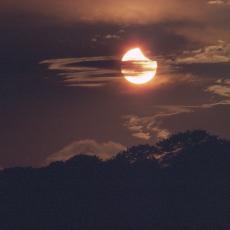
[1,0,229,23]
[0,0,230,168]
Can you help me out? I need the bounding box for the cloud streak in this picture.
[124,100,230,141]
[123,106,191,141]
[206,78,230,97]
[47,139,126,164]
[176,41,230,64]
[124,78,230,141]
[208,0,230,5]
[41,55,172,87]
[41,57,120,87]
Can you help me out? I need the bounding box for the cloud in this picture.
[0,0,218,24]
[40,57,120,87]
[176,40,230,64]
[123,81,230,141]
[105,34,120,40]
[133,132,151,140]
[123,106,191,141]
[206,78,230,97]
[47,139,126,164]
[2,0,230,56]
[208,0,230,4]
[41,55,175,88]
[91,31,122,43]
[207,85,230,97]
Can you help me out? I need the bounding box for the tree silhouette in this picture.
[0,130,230,229]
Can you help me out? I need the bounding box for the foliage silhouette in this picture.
[0,130,230,229]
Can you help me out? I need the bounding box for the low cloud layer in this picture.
[47,139,126,164]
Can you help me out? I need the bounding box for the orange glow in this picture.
[121,48,157,85]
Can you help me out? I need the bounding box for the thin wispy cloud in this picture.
[41,57,120,87]
[206,78,230,97]
[124,100,230,141]
[208,0,230,5]
[123,106,191,141]
[47,139,126,164]
[176,40,230,64]
[124,77,230,141]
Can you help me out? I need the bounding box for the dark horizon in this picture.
[1,130,230,229]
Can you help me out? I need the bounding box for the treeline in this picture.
[1,130,230,230]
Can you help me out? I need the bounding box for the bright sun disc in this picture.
[121,48,157,85]
[122,48,150,62]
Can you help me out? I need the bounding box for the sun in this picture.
[122,48,150,62]
[121,48,157,85]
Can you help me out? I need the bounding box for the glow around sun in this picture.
[121,48,157,85]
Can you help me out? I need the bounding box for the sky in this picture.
[0,0,230,168]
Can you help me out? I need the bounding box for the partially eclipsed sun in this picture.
[121,48,157,85]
